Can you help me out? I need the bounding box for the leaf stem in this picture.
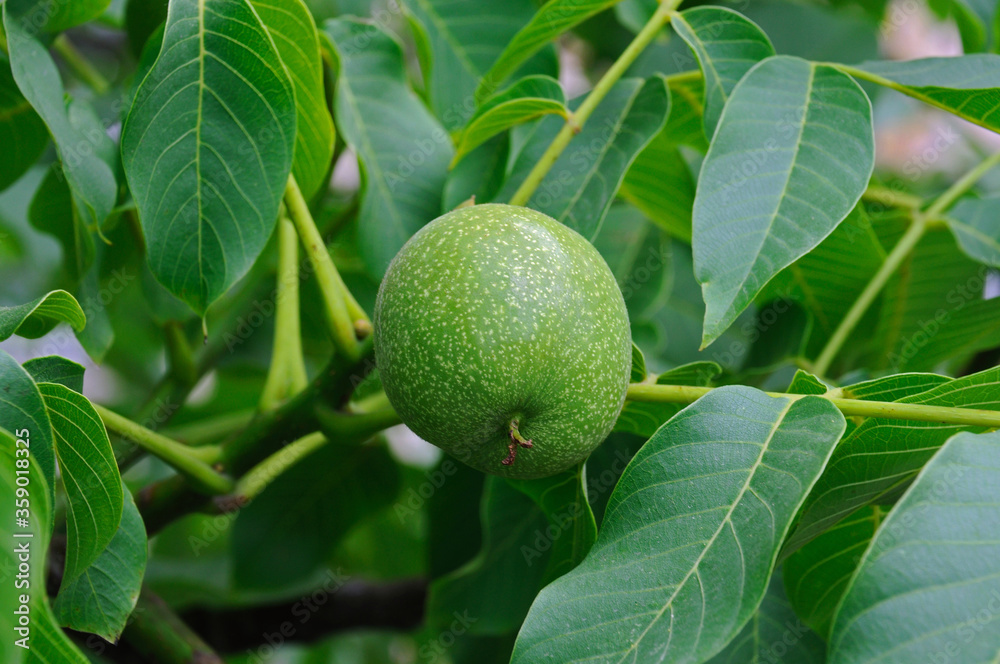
[260,214,309,410]
[94,404,234,495]
[812,215,927,375]
[626,384,1000,428]
[228,431,328,504]
[507,0,680,206]
[52,35,110,95]
[284,174,368,360]
[924,149,1000,218]
[862,185,923,210]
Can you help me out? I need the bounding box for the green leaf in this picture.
[404,0,557,130]
[454,75,567,164]
[2,2,117,228]
[29,164,94,283]
[783,366,1000,556]
[27,605,90,664]
[828,431,1000,663]
[54,486,147,643]
[443,133,510,210]
[694,56,874,347]
[476,0,621,101]
[947,195,1000,266]
[788,369,830,395]
[0,53,48,192]
[428,477,550,635]
[507,464,597,585]
[496,77,669,239]
[32,0,112,32]
[783,505,883,639]
[619,129,696,242]
[121,0,296,314]
[125,0,169,56]
[614,361,722,437]
[0,351,56,509]
[0,290,86,340]
[232,443,401,590]
[324,18,453,278]
[511,386,846,663]
[673,6,774,137]
[705,573,826,664]
[841,372,951,401]
[22,356,85,393]
[251,0,334,199]
[630,343,646,382]
[850,56,1000,131]
[761,203,886,345]
[871,228,994,372]
[37,382,123,585]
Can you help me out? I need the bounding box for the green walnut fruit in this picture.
[374,204,631,479]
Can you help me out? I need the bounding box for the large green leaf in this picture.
[232,442,401,590]
[706,574,826,664]
[2,1,117,228]
[693,56,874,347]
[495,77,669,239]
[53,485,147,643]
[783,505,883,639]
[507,464,597,585]
[476,0,622,100]
[947,195,1000,266]
[251,0,334,198]
[783,366,1000,555]
[0,290,86,341]
[324,19,452,278]
[121,0,296,314]
[511,386,845,663]
[29,164,94,283]
[404,0,557,130]
[673,7,774,137]
[453,75,567,163]
[848,55,1000,132]
[428,476,550,635]
[0,53,47,192]
[37,382,123,585]
[828,431,1000,663]
[0,351,56,509]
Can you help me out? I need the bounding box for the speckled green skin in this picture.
[374,204,631,479]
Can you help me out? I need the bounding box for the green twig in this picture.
[52,35,110,95]
[924,149,1000,218]
[163,321,197,388]
[162,409,256,446]
[315,403,401,442]
[260,214,309,410]
[507,0,681,206]
[284,174,367,359]
[626,384,1000,428]
[814,149,1000,375]
[95,404,233,495]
